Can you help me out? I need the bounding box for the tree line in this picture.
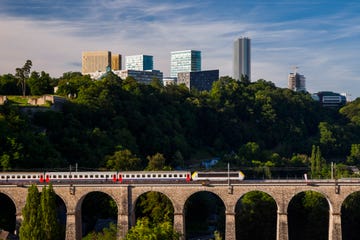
[2,62,360,178]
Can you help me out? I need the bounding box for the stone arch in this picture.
[76,190,119,238]
[184,190,226,239]
[130,189,176,216]
[132,191,175,223]
[0,192,17,233]
[235,190,277,240]
[341,191,360,240]
[287,190,330,240]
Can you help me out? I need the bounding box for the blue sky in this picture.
[0,0,359,98]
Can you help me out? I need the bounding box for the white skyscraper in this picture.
[233,37,251,81]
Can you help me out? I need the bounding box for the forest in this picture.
[2,61,360,239]
[1,63,360,178]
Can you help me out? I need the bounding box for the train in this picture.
[0,170,245,184]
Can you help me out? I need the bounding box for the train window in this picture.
[179,174,183,177]
[174,174,177,177]
[141,174,145,178]
[1,176,4,179]
[137,174,140,178]
[58,175,62,179]
[74,175,78,178]
[32,175,37,179]
[95,175,99,178]
[169,174,172,177]
[53,175,57,179]
[63,175,67,178]
[100,175,104,178]
[152,174,156,178]
[131,174,135,178]
[79,175,83,178]
[27,175,31,178]
[147,174,151,178]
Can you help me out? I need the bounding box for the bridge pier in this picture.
[329,212,342,240]
[117,213,129,239]
[173,212,185,240]
[276,212,288,240]
[65,211,82,240]
[225,211,236,240]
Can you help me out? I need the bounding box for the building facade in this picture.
[288,72,306,92]
[125,55,153,71]
[82,51,122,74]
[177,70,219,91]
[111,54,122,71]
[170,50,201,78]
[311,91,347,107]
[89,69,163,85]
[233,37,251,81]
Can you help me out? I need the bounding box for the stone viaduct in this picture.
[1,179,360,240]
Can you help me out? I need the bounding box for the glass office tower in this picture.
[125,55,153,71]
[170,50,201,78]
[233,37,251,81]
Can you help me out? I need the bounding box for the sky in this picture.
[0,0,359,98]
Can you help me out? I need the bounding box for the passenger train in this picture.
[0,170,245,184]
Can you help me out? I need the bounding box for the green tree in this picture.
[15,60,32,97]
[82,223,117,240]
[146,153,168,170]
[346,144,360,166]
[19,184,42,240]
[40,184,60,240]
[106,148,141,171]
[123,218,180,240]
[28,71,53,95]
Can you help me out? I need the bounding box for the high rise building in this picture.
[233,37,251,81]
[170,50,201,78]
[82,51,122,74]
[125,55,153,71]
[111,54,122,71]
[288,71,306,92]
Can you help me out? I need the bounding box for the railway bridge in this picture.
[0,179,359,240]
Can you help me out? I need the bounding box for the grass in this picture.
[6,95,51,107]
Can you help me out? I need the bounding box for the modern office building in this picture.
[177,70,219,91]
[88,69,163,85]
[162,77,177,86]
[288,72,306,92]
[82,51,122,74]
[311,91,347,107]
[170,50,201,78]
[233,37,251,81]
[125,55,153,71]
[111,54,122,71]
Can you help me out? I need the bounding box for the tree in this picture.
[19,184,61,240]
[27,71,53,95]
[19,184,42,240]
[346,144,360,166]
[40,184,60,240]
[146,153,168,170]
[106,148,141,171]
[82,223,117,240]
[123,218,180,240]
[15,60,32,97]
